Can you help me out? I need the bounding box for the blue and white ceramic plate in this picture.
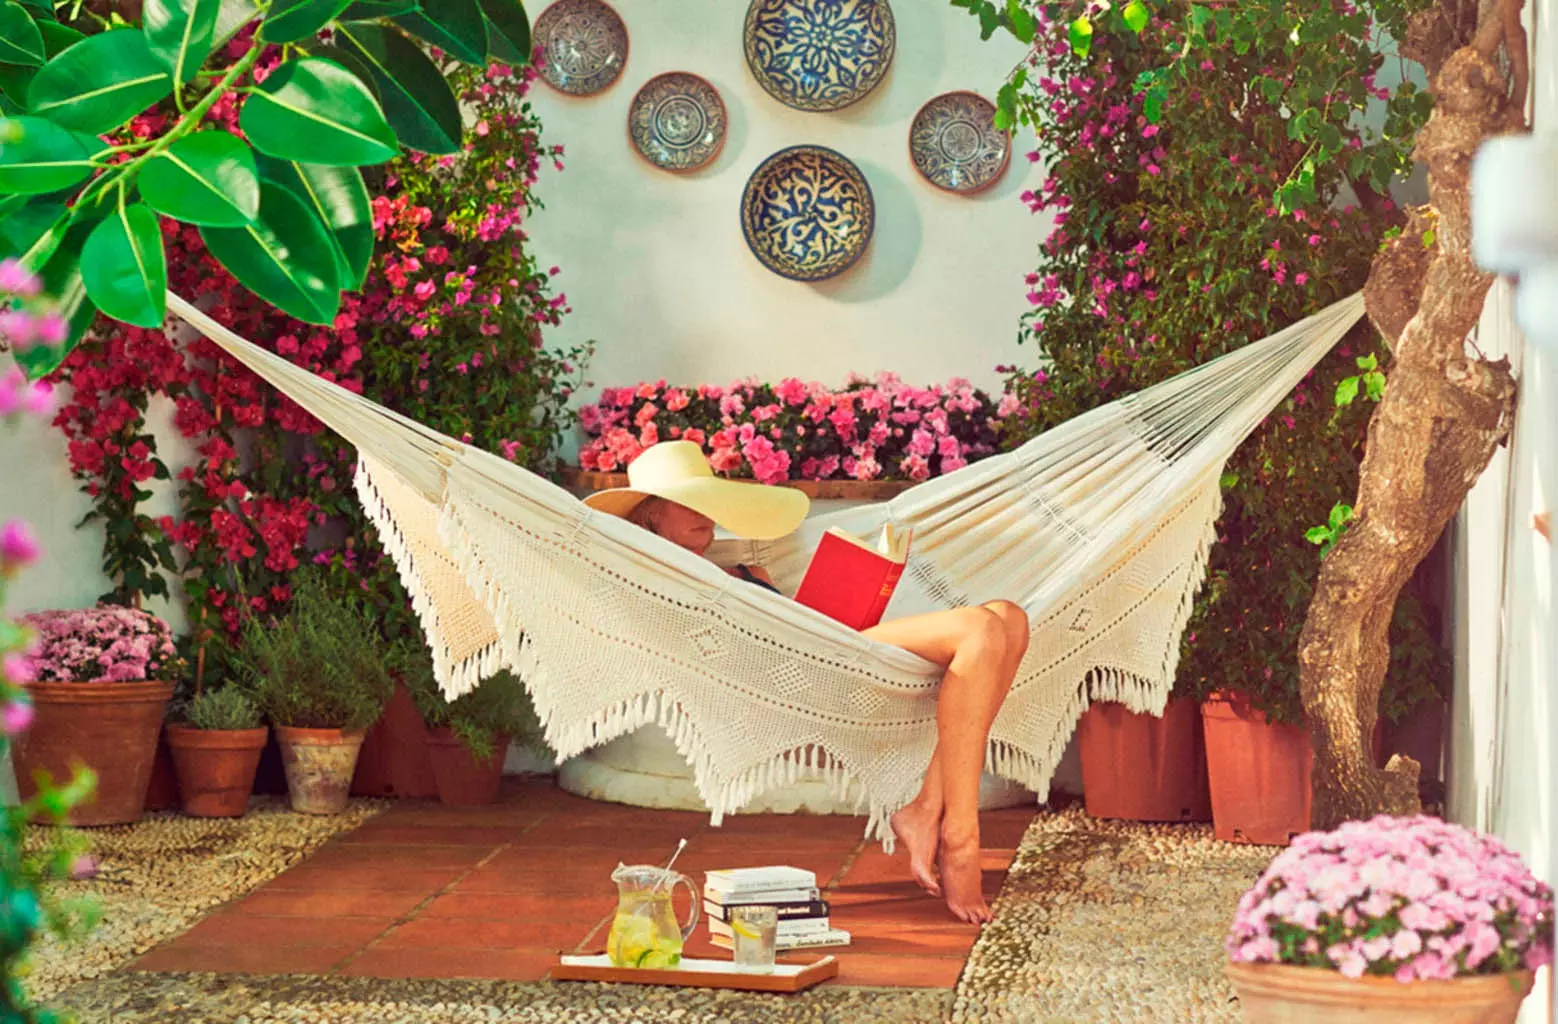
[534,0,629,97]
[743,0,896,113]
[741,145,874,281]
[909,91,1010,194]
[627,72,727,173]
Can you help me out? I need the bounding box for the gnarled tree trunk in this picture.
[1298,0,1526,830]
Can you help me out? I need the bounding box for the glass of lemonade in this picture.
[728,905,778,971]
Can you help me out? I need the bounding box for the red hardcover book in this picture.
[793,525,912,630]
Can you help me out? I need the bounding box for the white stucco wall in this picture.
[1449,3,1556,1016]
[523,1,1037,418]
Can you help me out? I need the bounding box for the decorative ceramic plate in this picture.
[627,72,727,173]
[908,91,1010,194]
[741,145,874,281]
[743,0,896,113]
[534,0,629,97]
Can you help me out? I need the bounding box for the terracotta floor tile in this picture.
[845,922,981,957]
[452,863,621,897]
[133,942,359,975]
[176,912,392,949]
[338,823,536,846]
[834,953,966,988]
[299,844,494,871]
[339,946,557,981]
[505,818,707,851]
[980,808,1038,848]
[263,864,470,893]
[675,852,851,890]
[417,892,614,922]
[834,849,917,886]
[703,815,873,843]
[228,888,430,919]
[378,915,602,952]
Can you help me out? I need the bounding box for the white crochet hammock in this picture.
[165,291,1364,845]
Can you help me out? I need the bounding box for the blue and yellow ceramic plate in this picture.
[627,72,727,173]
[741,145,874,281]
[743,0,896,113]
[534,0,629,97]
[909,91,1010,194]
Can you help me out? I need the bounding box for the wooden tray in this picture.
[554,952,839,992]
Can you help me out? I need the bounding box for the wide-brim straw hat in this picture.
[582,440,809,540]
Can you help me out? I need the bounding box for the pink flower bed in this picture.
[1227,815,1553,981]
[18,606,181,683]
[579,375,1021,484]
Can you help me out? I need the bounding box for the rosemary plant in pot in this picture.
[235,575,392,815]
[405,644,543,807]
[1225,816,1552,1023]
[165,685,266,818]
[13,605,184,826]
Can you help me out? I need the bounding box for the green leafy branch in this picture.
[1306,502,1354,558]
[0,0,533,380]
[1334,353,1387,408]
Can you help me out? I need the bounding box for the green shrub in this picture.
[401,643,544,762]
[234,572,393,731]
[186,686,263,731]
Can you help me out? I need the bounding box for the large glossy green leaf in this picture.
[479,0,528,65]
[394,0,486,65]
[240,57,398,166]
[0,65,34,106]
[306,42,381,102]
[17,216,96,379]
[37,20,83,55]
[200,180,340,324]
[0,116,95,194]
[260,0,351,43]
[81,201,166,327]
[257,155,370,289]
[27,29,174,135]
[336,22,460,155]
[15,0,51,21]
[0,199,66,267]
[340,0,417,18]
[143,0,221,82]
[0,0,43,66]
[138,130,259,226]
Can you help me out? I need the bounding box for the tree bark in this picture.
[1298,0,1526,830]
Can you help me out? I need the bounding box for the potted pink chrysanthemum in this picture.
[12,605,185,826]
[1225,815,1553,1023]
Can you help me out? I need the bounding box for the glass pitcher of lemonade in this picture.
[607,863,700,969]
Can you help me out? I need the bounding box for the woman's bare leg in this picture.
[864,601,1029,923]
[882,603,1029,898]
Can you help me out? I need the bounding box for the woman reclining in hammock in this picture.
[585,440,1027,924]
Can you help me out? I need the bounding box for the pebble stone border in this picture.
[951,808,1276,1023]
[25,797,387,1004]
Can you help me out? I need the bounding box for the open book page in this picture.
[822,524,912,565]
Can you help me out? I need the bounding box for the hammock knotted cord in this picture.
[165,291,1365,845]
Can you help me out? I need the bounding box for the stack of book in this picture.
[703,866,850,951]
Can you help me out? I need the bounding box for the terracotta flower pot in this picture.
[352,683,438,798]
[165,723,268,818]
[1202,692,1312,845]
[425,727,509,806]
[142,729,180,811]
[15,680,174,826]
[1226,961,1535,1024]
[275,726,366,815]
[1078,698,1211,822]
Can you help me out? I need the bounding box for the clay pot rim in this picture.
[24,679,174,700]
[165,723,269,746]
[275,725,368,741]
[1226,960,1536,1002]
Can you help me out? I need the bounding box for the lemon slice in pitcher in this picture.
[637,949,676,969]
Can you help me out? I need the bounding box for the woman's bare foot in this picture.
[938,828,992,924]
[890,801,943,896]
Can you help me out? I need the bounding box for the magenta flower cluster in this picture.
[19,605,181,683]
[1228,816,1554,981]
[578,374,1016,484]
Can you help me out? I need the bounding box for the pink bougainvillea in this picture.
[1227,816,1554,981]
[579,374,1015,484]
